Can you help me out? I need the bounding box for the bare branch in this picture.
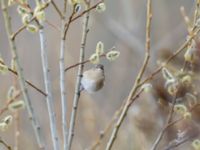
[1,0,45,148]
[67,2,91,149]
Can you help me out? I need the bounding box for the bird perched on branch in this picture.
[81,64,105,93]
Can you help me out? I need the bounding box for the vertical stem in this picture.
[1,1,45,149]
[39,28,60,150]
[60,20,68,150]
[37,1,60,149]
[67,3,90,150]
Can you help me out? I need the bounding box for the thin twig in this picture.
[64,11,200,150]
[0,138,12,150]
[160,103,200,141]
[70,0,103,22]
[67,2,91,150]
[9,67,46,96]
[163,134,194,150]
[11,1,50,40]
[193,0,200,27]
[163,125,199,150]
[63,6,76,40]
[11,17,36,40]
[45,19,61,32]
[51,0,64,18]
[0,60,47,96]
[138,26,200,87]
[105,87,145,150]
[0,91,21,116]
[64,54,106,72]
[151,103,200,150]
[37,1,60,149]
[64,27,200,84]
[105,0,152,149]
[63,0,103,40]
[1,1,45,148]
[150,95,177,150]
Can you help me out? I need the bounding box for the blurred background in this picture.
[0,0,199,150]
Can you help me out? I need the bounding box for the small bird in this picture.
[81,64,105,93]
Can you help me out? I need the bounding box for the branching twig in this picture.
[10,1,50,40]
[45,19,61,32]
[1,1,45,148]
[67,2,91,150]
[51,0,64,18]
[63,6,76,40]
[163,134,194,150]
[0,61,46,96]
[105,0,152,149]
[138,26,200,87]
[105,86,146,150]
[64,54,106,72]
[63,0,103,40]
[0,90,21,116]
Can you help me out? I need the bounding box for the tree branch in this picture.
[67,2,91,150]
[1,1,45,148]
